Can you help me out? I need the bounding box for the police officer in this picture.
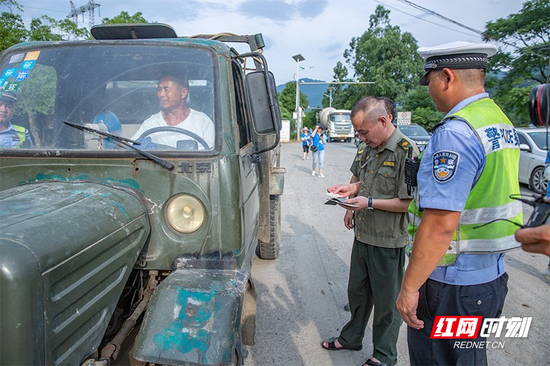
[322,96,419,366]
[0,90,33,148]
[396,42,523,365]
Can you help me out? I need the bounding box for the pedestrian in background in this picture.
[396,42,523,366]
[301,127,312,160]
[321,96,418,366]
[311,124,327,177]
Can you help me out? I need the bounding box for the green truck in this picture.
[0,24,284,365]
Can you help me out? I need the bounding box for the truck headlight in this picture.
[165,194,206,233]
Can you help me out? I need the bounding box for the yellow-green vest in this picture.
[13,125,27,147]
[408,98,523,265]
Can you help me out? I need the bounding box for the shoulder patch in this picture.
[432,150,459,183]
[398,138,410,150]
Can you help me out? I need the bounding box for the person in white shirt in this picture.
[131,74,214,150]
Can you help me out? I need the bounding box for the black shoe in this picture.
[363,358,397,366]
[343,303,350,312]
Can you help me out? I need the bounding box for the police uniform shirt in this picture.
[417,92,506,286]
[354,128,417,248]
[0,122,32,148]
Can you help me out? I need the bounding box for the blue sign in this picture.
[2,68,17,78]
[20,60,36,70]
[15,70,29,81]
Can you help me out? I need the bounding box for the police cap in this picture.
[0,90,18,104]
[417,41,497,86]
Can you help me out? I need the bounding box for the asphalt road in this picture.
[245,141,550,366]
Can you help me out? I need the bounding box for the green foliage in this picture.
[483,0,549,124]
[279,104,292,120]
[483,0,549,85]
[322,61,348,108]
[277,82,309,116]
[336,5,424,107]
[14,64,57,146]
[0,0,90,52]
[491,85,532,125]
[0,0,27,51]
[401,87,444,131]
[101,11,148,24]
[302,109,319,130]
[16,64,56,117]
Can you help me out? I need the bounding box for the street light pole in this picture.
[325,86,335,108]
[292,54,305,138]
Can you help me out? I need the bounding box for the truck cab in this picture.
[319,107,354,142]
[0,24,284,365]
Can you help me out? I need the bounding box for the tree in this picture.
[322,61,349,109]
[101,11,148,25]
[401,87,444,131]
[0,0,28,51]
[483,0,550,124]
[277,82,309,117]
[334,5,424,109]
[15,65,56,146]
[29,16,89,42]
[0,0,89,52]
[278,82,309,138]
[302,108,319,130]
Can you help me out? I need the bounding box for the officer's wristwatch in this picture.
[367,196,374,210]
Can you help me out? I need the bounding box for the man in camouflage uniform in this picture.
[322,96,419,366]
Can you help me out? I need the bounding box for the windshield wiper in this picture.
[64,121,174,170]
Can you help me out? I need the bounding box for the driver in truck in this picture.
[131,74,215,150]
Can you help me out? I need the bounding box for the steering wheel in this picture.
[138,126,210,150]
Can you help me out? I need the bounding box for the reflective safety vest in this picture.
[13,125,28,147]
[408,98,523,266]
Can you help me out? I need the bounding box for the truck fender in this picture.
[0,181,151,366]
[134,269,248,365]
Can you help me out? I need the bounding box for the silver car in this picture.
[517,127,549,195]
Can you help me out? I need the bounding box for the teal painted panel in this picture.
[135,269,247,365]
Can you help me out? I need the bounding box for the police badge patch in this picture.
[432,150,459,183]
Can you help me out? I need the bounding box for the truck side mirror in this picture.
[245,71,281,135]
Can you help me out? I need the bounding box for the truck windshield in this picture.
[331,114,350,122]
[0,43,217,152]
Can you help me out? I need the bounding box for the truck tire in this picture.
[257,195,281,260]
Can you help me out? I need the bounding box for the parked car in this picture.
[517,127,549,194]
[397,123,431,151]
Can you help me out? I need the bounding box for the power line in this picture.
[19,5,67,15]
[395,0,483,35]
[376,0,478,38]
[387,0,546,58]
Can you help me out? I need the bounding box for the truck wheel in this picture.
[257,195,281,260]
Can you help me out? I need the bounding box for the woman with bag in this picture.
[311,124,327,177]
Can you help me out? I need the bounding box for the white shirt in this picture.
[131,109,215,150]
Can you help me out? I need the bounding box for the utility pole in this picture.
[292,54,306,137]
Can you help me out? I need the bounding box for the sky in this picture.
[13,0,526,86]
